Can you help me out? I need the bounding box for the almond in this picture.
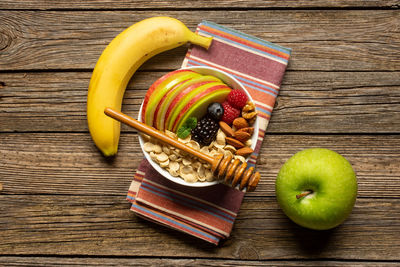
[236,147,254,157]
[219,121,234,137]
[232,117,248,129]
[225,137,245,149]
[233,130,251,143]
[238,127,254,136]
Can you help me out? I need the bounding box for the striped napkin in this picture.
[127,20,291,245]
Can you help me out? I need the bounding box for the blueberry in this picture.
[207,102,224,120]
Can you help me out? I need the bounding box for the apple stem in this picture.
[296,190,313,199]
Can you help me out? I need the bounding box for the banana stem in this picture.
[188,31,213,49]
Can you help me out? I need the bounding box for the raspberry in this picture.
[221,102,240,125]
[226,89,248,109]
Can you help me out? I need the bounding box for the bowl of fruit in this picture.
[138,66,259,187]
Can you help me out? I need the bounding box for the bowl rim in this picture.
[138,65,259,187]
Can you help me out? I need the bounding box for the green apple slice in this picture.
[164,80,218,131]
[155,75,222,131]
[152,79,189,129]
[173,86,231,132]
[144,70,201,126]
[142,69,193,123]
[165,81,224,131]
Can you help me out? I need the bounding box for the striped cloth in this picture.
[127,20,291,245]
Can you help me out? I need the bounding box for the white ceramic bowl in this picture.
[138,66,259,187]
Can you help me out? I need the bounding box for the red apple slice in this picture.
[172,86,231,132]
[144,71,201,126]
[153,79,189,128]
[164,81,224,131]
[141,69,196,123]
[155,75,222,130]
[166,81,227,131]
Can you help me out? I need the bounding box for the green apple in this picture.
[154,75,221,131]
[275,148,357,230]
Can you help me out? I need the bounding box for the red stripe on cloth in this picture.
[240,79,279,96]
[254,139,263,155]
[250,154,258,160]
[133,172,145,183]
[141,179,236,221]
[198,24,290,61]
[189,39,287,87]
[257,112,270,120]
[168,212,226,239]
[187,56,279,89]
[134,189,226,239]
[131,205,220,244]
[137,183,233,235]
[254,104,273,113]
[127,190,136,198]
[244,86,277,107]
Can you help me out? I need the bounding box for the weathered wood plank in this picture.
[0,10,399,71]
[1,133,399,197]
[0,195,399,259]
[1,71,399,133]
[1,0,399,10]
[0,257,398,267]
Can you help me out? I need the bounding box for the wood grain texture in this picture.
[1,2,399,264]
[1,71,399,133]
[1,0,399,10]
[0,10,399,71]
[1,133,399,197]
[0,257,399,266]
[0,195,399,259]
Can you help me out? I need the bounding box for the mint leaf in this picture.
[185,117,197,129]
[177,126,191,139]
[176,117,197,139]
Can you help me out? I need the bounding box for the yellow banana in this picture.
[87,17,212,156]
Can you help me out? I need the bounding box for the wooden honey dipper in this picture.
[104,108,260,192]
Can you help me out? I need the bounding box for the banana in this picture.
[87,17,212,156]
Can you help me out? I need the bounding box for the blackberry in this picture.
[191,116,220,146]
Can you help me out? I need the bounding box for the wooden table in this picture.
[1,1,399,266]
